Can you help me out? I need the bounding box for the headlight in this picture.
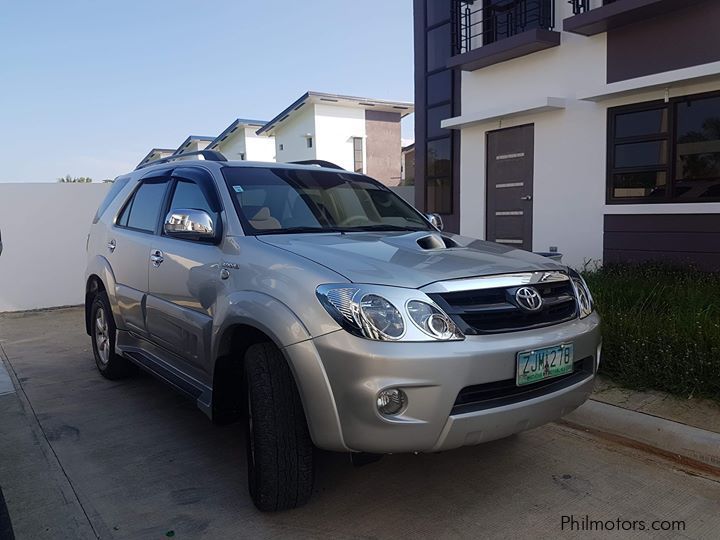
[569,271,594,319]
[406,300,461,340]
[317,284,464,342]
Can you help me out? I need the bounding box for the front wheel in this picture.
[244,342,314,511]
[90,292,136,380]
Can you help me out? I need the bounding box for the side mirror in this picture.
[425,213,444,231]
[164,209,216,241]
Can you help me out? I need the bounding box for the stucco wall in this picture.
[365,111,402,186]
[0,183,111,312]
[314,104,366,172]
[244,129,276,162]
[274,105,317,163]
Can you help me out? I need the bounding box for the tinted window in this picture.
[94,177,130,223]
[427,70,452,106]
[427,138,452,177]
[615,108,667,138]
[608,92,720,203]
[614,141,667,168]
[427,105,452,139]
[169,180,213,215]
[676,95,720,181]
[427,23,451,72]
[123,181,168,232]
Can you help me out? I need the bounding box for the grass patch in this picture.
[583,264,720,400]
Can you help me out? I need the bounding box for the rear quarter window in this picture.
[93,177,131,223]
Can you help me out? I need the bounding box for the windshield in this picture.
[222,167,432,235]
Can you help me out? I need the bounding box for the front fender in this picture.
[212,291,312,359]
[212,291,348,451]
[85,255,122,330]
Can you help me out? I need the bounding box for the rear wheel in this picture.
[90,292,136,380]
[244,342,314,511]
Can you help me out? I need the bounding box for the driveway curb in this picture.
[562,399,720,475]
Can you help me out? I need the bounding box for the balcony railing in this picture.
[569,0,618,15]
[452,0,556,55]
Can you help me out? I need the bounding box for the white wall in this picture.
[244,128,276,162]
[454,2,720,267]
[314,104,366,171]
[217,131,247,160]
[0,183,111,312]
[274,105,317,163]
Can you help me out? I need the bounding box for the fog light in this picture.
[377,388,407,416]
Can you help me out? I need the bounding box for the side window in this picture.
[93,177,130,223]
[116,181,168,233]
[169,179,214,215]
[165,178,221,239]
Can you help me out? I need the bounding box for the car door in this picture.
[109,176,171,334]
[145,167,224,382]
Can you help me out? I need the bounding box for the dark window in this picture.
[608,92,720,203]
[427,23,452,72]
[307,137,313,148]
[118,181,168,232]
[353,137,364,173]
[94,177,130,223]
[427,0,451,27]
[427,138,452,177]
[427,105,452,139]
[279,144,284,151]
[427,70,452,106]
[169,179,213,215]
[426,138,453,214]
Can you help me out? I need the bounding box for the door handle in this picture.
[107,239,116,253]
[150,249,164,268]
[520,195,532,201]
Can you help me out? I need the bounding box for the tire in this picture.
[244,342,314,511]
[90,292,136,380]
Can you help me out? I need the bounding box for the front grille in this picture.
[451,356,594,415]
[429,279,578,335]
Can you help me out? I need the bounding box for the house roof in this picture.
[136,148,175,169]
[256,91,414,135]
[208,118,269,149]
[172,135,217,156]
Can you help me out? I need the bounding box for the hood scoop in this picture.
[416,233,459,250]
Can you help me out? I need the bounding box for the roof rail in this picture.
[135,150,227,170]
[289,160,345,170]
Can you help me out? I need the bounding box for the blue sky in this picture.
[0,0,414,182]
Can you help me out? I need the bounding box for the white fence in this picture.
[0,183,111,312]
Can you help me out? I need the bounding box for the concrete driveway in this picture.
[1,308,718,539]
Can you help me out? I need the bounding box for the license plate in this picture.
[516,343,574,386]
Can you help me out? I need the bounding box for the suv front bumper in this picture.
[285,312,601,453]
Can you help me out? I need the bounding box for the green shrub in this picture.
[583,264,720,400]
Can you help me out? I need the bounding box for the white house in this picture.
[173,135,215,156]
[207,118,275,162]
[414,0,720,269]
[136,148,174,169]
[257,92,414,186]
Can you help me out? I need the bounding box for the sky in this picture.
[0,0,414,182]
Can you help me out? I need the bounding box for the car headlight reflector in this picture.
[358,294,404,340]
[406,300,462,340]
[317,284,464,342]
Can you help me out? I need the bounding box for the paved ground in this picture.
[1,308,719,540]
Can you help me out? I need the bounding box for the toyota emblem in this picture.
[515,287,543,312]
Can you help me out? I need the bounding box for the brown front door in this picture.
[486,124,534,251]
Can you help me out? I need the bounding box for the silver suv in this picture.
[85,151,600,511]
